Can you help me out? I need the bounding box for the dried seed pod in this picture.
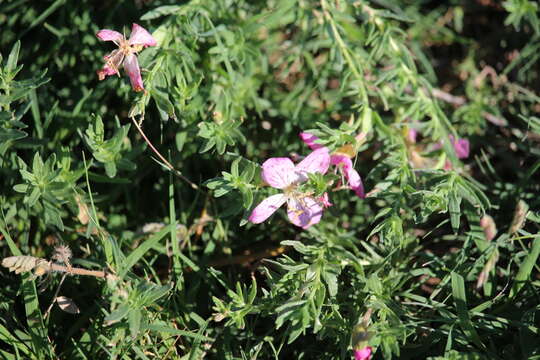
[142,222,165,233]
[2,256,46,275]
[56,296,80,314]
[75,195,90,225]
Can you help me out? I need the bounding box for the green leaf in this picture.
[128,309,142,338]
[105,305,130,324]
[143,323,212,342]
[6,41,20,74]
[120,225,171,278]
[0,127,27,142]
[104,161,117,178]
[510,236,540,298]
[141,5,183,20]
[448,190,461,233]
[451,272,485,350]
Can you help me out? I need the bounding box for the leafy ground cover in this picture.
[1,0,539,358]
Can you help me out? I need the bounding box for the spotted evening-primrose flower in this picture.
[300,132,365,198]
[248,148,331,229]
[96,23,157,92]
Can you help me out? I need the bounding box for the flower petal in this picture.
[96,29,124,42]
[318,192,332,208]
[354,347,372,360]
[299,132,323,150]
[436,135,470,159]
[287,196,323,229]
[97,65,118,80]
[129,23,157,47]
[330,154,351,167]
[407,129,418,143]
[295,147,330,180]
[248,194,287,224]
[98,49,124,81]
[124,54,144,92]
[344,165,365,198]
[453,138,469,159]
[261,157,298,189]
[332,155,365,198]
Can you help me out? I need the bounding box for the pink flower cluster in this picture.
[248,132,365,229]
[96,23,157,92]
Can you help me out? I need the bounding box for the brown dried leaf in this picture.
[76,195,90,225]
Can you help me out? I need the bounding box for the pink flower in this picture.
[249,148,331,228]
[96,23,157,92]
[300,132,365,198]
[449,135,469,159]
[407,129,418,143]
[354,346,372,360]
[438,135,469,170]
[431,135,470,159]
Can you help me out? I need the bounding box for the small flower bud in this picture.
[509,200,528,234]
[476,250,499,290]
[480,215,497,242]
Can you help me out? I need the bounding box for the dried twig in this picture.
[44,274,67,319]
[130,116,200,190]
[2,255,118,281]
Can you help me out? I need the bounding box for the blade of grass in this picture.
[451,272,485,350]
[187,319,210,360]
[29,89,43,139]
[0,225,52,358]
[82,152,113,265]
[119,225,171,278]
[144,323,212,342]
[0,324,31,356]
[169,172,183,286]
[23,0,66,35]
[510,235,540,298]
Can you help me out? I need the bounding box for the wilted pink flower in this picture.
[96,23,157,92]
[300,132,365,198]
[249,148,331,228]
[354,347,372,360]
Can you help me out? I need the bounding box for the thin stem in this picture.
[48,263,115,278]
[130,116,199,190]
[320,0,369,104]
[44,273,67,319]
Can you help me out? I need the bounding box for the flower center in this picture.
[118,39,143,55]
